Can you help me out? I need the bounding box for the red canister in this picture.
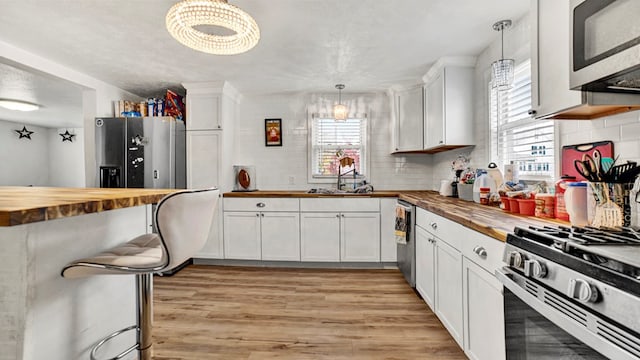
[535,193,555,218]
[555,176,577,221]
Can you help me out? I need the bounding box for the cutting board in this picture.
[561,141,614,180]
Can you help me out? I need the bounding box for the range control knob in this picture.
[508,251,525,268]
[524,259,547,279]
[567,279,599,303]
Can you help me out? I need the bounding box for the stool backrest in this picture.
[155,188,219,271]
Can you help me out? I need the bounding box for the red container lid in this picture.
[480,187,491,191]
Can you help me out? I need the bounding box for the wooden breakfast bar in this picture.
[0,187,177,360]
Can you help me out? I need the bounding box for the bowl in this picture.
[508,198,520,213]
[500,196,510,211]
[518,199,536,216]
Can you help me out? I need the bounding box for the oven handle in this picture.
[495,267,639,360]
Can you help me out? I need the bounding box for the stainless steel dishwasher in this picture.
[396,199,416,287]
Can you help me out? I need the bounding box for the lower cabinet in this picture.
[300,211,380,262]
[415,225,435,309]
[415,207,505,359]
[463,257,505,360]
[223,212,261,260]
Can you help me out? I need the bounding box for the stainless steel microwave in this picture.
[570,0,640,93]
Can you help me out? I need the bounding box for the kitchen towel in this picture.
[395,205,407,244]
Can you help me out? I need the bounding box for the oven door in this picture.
[496,268,640,359]
[570,0,640,92]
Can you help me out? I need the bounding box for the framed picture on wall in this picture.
[265,118,282,147]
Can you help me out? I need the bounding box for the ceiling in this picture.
[0,0,529,128]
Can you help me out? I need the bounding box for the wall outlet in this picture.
[288,176,295,185]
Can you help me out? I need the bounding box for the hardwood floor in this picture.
[153,265,467,360]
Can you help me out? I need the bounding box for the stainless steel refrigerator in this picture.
[95,116,186,189]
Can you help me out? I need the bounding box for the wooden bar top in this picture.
[224,190,566,242]
[0,187,179,227]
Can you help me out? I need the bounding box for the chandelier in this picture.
[333,84,348,121]
[166,0,260,55]
[491,20,514,90]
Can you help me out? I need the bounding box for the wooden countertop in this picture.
[0,187,179,227]
[224,190,566,242]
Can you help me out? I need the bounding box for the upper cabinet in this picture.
[531,0,640,120]
[423,58,475,153]
[392,85,424,152]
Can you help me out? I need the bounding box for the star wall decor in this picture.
[15,126,34,140]
[59,130,76,142]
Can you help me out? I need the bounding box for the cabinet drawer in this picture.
[223,198,300,212]
[300,198,379,212]
[415,208,463,249]
[462,231,505,274]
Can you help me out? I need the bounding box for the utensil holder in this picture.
[587,182,634,227]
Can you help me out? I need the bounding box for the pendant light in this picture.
[491,20,514,91]
[333,84,348,121]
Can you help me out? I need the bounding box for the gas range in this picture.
[498,225,640,359]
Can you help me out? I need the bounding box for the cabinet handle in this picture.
[341,214,345,218]
[256,202,266,208]
[527,109,537,117]
[256,213,260,217]
[217,125,221,129]
[261,213,264,217]
[336,214,340,218]
[439,140,443,144]
[473,246,487,259]
[430,222,437,230]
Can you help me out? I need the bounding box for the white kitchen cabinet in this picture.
[392,85,424,152]
[415,224,436,310]
[261,212,300,261]
[423,62,474,151]
[379,198,397,262]
[340,212,380,262]
[435,237,463,347]
[185,92,221,130]
[223,198,301,261]
[463,257,505,360]
[223,211,261,259]
[187,130,221,189]
[300,198,381,262]
[300,212,341,261]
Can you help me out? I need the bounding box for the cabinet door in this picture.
[300,213,340,261]
[395,87,424,152]
[186,92,221,130]
[186,130,221,189]
[463,257,505,360]
[261,212,300,261]
[223,212,261,260]
[531,0,581,118]
[415,225,436,310]
[424,71,444,149]
[379,198,397,262]
[435,238,463,347]
[340,212,380,262]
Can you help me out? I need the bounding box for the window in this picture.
[310,116,367,178]
[490,60,554,180]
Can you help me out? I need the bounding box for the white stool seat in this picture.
[61,234,166,278]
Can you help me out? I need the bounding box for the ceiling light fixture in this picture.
[333,84,348,122]
[0,99,40,112]
[491,19,514,91]
[166,0,260,55]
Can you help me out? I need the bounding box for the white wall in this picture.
[0,120,49,186]
[0,120,85,187]
[233,92,432,190]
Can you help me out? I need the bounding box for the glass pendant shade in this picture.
[0,99,39,111]
[491,20,514,90]
[491,58,514,90]
[166,0,260,55]
[333,84,348,121]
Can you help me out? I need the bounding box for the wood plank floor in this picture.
[153,265,467,360]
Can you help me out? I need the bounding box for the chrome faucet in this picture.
[337,168,357,190]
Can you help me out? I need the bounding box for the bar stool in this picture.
[61,188,220,360]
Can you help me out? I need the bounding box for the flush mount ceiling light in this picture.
[166,0,260,55]
[333,84,348,122]
[491,19,514,91]
[0,99,40,112]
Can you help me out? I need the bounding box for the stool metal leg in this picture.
[137,273,153,360]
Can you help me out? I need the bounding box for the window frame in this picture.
[489,59,556,182]
[307,113,370,184]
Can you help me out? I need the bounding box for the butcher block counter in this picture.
[0,186,178,226]
[224,190,566,242]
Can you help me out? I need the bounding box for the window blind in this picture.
[490,60,554,179]
[311,117,367,177]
